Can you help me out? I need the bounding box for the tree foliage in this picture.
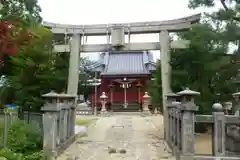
[150,1,239,114]
[4,26,54,110]
[0,0,42,70]
[189,0,240,56]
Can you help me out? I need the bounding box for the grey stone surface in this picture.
[57,115,175,160]
[41,92,76,159]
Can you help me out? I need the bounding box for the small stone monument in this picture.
[224,101,232,115]
[100,92,108,115]
[232,92,240,116]
[142,92,151,115]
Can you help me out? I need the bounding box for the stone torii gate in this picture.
[43,13,201,134]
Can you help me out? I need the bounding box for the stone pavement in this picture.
[58,115,175,160]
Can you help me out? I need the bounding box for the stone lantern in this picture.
[41,90,60,159]
[177,87,200,105]
[100,92,108,114]
[166,93,179,105]
[176,88,200,155]
[142,92,151,115]
[232,92,240,116]
[41,91,77,159]
[42,90,60,108]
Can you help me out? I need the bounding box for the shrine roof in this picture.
[86,51,156,76]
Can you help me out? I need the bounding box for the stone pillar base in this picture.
[154,108,158,115]
[100,110,109,116]
[141,110,151,116]
[93,106,97,116]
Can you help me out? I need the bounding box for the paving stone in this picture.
[58,115,175,160]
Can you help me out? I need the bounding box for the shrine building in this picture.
[86,50,156,111]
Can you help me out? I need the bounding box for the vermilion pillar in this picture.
[136,80,142,103]
[108,83,114,104]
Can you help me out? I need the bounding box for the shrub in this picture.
[22,150,43,160]
[0,148,23,160]
[0,148,43,160]
[7,120,42,155]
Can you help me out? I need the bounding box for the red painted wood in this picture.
[90,76,150,104]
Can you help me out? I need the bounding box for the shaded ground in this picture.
[58,115,175,160]
[195,133,212,155]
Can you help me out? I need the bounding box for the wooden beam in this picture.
[53,40,189,53]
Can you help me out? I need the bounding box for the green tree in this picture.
[150,21,238,114]
[5,26,53,110]
[188,0,240,58]
[171,22,237,114]
[149,60,163,112]
[0,0,42,76]
[0,0,42,23]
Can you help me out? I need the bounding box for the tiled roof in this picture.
[87,51,156,75]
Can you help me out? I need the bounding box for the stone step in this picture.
[111,112,141,115]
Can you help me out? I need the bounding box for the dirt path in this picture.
[58,115,175,160]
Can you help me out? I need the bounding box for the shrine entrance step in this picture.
[111,112,141,115]
[112,103,140,112]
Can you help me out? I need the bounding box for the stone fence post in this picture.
[212,103,225,157]
[61,93,76,140]
[166,93,179,145]
[41,91,76,160]
[232,91,240,115]
[177,88,200,160]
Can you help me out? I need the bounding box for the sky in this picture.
[38,0,217,61]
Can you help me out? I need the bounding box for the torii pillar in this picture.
[159,30,172,139]
[67,34,81,95]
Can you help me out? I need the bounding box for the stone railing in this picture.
[166,88,240,160]
[41,91,77,159]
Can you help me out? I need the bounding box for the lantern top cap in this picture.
[177,87,200,96]
[166,93,179,97]
[224,101,232,105]
[172,101,181,105]
[143,92,150,98]
[58,92,76,98]
[42,90,59,98]
[232,92,240,96]
[100,92,108,99]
